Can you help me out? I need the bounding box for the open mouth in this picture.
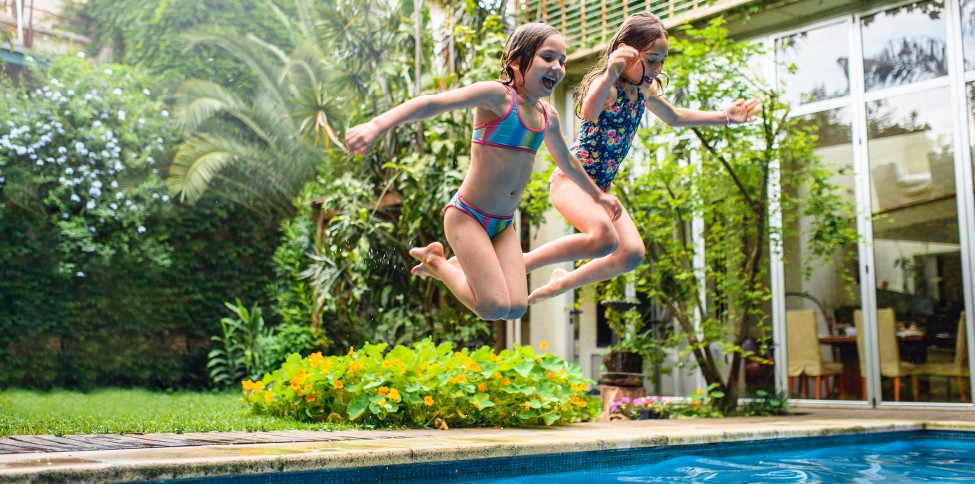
[542,76,557,90]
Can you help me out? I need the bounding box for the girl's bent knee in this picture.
[506,303,528,320]
[475,299,510,321]
[619,244,645,272]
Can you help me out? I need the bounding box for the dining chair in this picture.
[787,309,843,399]
[912,312,969,402]
[854,308,915,402]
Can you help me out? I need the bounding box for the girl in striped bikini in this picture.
[345,23,623,321]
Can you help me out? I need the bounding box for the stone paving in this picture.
[1,407,973,483]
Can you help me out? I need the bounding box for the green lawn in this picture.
[0,388,355,437]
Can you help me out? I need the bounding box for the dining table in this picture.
[816,331,925,400]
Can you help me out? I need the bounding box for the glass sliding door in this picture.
[860,0,969,403]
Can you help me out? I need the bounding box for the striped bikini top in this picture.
[471,84,549,154]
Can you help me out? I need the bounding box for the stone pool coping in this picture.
[2,417,974,483]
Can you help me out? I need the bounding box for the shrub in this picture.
[242,340,599,428]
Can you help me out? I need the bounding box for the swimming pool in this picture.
[179,430,975,483]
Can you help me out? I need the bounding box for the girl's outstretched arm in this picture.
[345,81,508,155]
[544,105,623,221]
[645,85,760,128]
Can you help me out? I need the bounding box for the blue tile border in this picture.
[161,429,975,484]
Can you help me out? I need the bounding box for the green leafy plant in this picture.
[665,384,725,419]
[242,339,599,428]
[733,389,791,417]
[208,300,273,387]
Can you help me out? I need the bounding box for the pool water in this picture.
[477,435,975,483]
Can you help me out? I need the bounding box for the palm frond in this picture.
[173,79,241,132]
[168,134,245,204]
[182,27,288,108]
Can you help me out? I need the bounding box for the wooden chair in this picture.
[912,312,969,402]
[787,309,843,399]
[854,308,915,401]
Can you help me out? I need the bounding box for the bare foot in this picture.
[409,243,448,280]
[527,268,570,304]
[410,255,460,279]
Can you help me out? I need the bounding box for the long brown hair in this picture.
[500,23,561,86]
[573,13,667,116]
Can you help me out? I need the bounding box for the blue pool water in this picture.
[477,434,975,483]
[177,430,975,483]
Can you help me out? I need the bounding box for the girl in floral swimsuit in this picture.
[526,12,760,304]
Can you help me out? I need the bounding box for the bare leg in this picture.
[528,207,644,305]
[411,209,519,321]
[523,175,620,273]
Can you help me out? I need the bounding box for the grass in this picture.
[0,388,357,437]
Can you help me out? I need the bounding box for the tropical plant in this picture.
[242,339,599,427]
[589,19,858,414]
[208,300,273,387]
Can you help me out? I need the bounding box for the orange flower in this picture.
[546,372,557,379]
[477,383,487,392]
[308,352,324,368]
[347,346,356,356]
[540,340,549,349]
[264,391,272,404]
[492,372,502,379]
[424,396,435,406]
[388,388,401,401]
[456,374,468,383]
[382,360,393,369]
[378,386,390,395]
[334,380,344,389]
[521,402,531,411]
[305,393,317,403]
[502,378,510,386]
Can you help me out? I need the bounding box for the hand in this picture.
[607,44,640,81]
[724,98,761,124]
[597,193,624,222]
[345,121,381,155]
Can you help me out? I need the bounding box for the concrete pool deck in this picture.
[2,407,974,483]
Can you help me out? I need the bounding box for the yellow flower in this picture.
[308,352,324,368]
[378,386,390,395]
[477,383,487,392]
[242,379,255,391]
[305,393,317,403]
[465,362,481,372]
[334,380,344,389]
[424,396,435,406]
[264,391,272,404]
[540,340,549,349]
[455,351,464,358]
[347,346,356,356]
[472,400,481,409]
[388,388,401,401]
[421,362,431,371]
[382,360,393,369]
[521,401,531,411]
[492,372,502,379]
[490,353,498,361]
[347,360,363,375]
[502,378,510,386]
[398,369,406,375]
[378,398,386,405]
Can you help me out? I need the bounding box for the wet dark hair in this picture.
[574,13,668,115]
[500,22,562,86]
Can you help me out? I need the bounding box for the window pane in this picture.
[868,86,967,403]
[784,108,860,401]
[962,0,975,71]
[861,1,946,92]
[776,22,851,106]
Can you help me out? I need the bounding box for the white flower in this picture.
[160,110,169,118]
[137,226,146,233]
[117,110,126,121]
[113,88,122,95]
[70,194,81,202]
[143,89,151,96]
[105,68,113,75]
[76,271,85,277]
[76,51,86,58]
